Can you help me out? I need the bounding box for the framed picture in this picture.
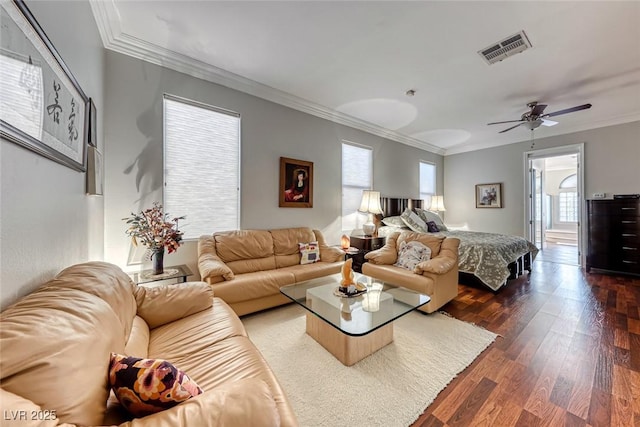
[0,0,89,171]
[279,157,313,208]
[88,98,97,147]
[86,145,103,195]
[476,183,503,208]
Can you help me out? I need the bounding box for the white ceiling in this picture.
[91,1,640,155]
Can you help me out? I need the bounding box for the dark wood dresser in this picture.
[587,199,639,275]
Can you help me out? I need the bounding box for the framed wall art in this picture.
[279,157,313,208]
[86,145,103,195]
[476,183,503,208]
[0,0,89,171]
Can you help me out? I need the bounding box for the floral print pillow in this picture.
[109,353,203,417]
[394,240,432,271]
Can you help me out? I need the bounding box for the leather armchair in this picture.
[362,231,460,313]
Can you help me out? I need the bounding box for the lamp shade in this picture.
[358,190,383,214]
[429,195,446,212]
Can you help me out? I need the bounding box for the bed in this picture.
[377,197,538,291]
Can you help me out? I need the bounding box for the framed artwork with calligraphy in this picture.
[0,0,89,171]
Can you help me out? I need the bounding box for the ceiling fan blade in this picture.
[531,104,547,116]
[499,122,526,133]
[541,119,558,127]
[542,103,592,118]
[488,119,524,125]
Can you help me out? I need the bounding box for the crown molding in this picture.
[89,1,444,156]
[444,112,640,156]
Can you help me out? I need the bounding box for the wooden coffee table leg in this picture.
[305,312,393,366]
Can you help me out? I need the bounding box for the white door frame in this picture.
[523,143,585,266]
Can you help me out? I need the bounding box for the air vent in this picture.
[478,30,532,65]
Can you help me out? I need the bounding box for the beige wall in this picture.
[1,1,105,310]
[444,121,640,236]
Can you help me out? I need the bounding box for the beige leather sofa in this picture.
[362,231,460,313]
[0,262,297,427]
[198,227,344,316]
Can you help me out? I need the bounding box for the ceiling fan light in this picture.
[524,119,543,130]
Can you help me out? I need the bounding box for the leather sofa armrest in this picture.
[320,246,345,263]
[198,235,234,282]
[414,237,460,275]
[414,256,456,275]
[134,282,213,329]
[117,379,281,427]
[364,231,401,265]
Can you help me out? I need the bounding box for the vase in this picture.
[151,248,165,275]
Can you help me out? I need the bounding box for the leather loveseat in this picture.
[363,231,460,313]
[198,227,344,316]
[0,262,298,427]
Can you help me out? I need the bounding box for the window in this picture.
[419,161,436,208]
[164,95,240,240]
[558,174,578,222]
[342,142,372,231]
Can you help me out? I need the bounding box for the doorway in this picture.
[525,145,583,266]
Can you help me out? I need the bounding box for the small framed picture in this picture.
[88,98,97,147]
[476,183,502,208]
[279,157,313,208]
[86,145,103,195]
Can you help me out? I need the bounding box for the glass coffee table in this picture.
[280,273,430,366]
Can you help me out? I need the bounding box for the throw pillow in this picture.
[400,208,429,233]
[426,221,440,233]
[394,240,432,271]
[109,353,203,417]
[298,241,320,265]
[381,216,406,227]
[415,208,448,231]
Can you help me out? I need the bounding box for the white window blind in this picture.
[342,142,372,231]
[419,161,436,208]
[164,95,240,239]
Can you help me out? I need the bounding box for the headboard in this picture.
[380,197,423,217]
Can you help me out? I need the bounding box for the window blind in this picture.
[419,161,436,207]
[164,95,240,239]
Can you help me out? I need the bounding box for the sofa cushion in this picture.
[135,282,213,329]
[215,230,274,264]
[109,353,203,417]
[211,270,296,304]
[148,298,246,361]
[125,316,150,358]
[272,227,316,268]
[279,262,343,283]
[298,241,320,265]
[362,263,436,295]
[0,262,137,426]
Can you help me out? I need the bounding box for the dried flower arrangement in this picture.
[123,202,185,254]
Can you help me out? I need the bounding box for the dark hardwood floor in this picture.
[412,259,640,427]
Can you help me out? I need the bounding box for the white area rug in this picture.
[242,304,497,427]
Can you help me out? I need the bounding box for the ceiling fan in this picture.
[488,101,592,133]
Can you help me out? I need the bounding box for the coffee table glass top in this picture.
[280,273,430,336]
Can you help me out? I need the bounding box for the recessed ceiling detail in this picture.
[335,99,418,131]
[411,129,471,149]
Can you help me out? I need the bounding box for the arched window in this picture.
[558,174,577,222]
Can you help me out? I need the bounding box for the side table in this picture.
[347,235,386,273]
[130,264,193,285]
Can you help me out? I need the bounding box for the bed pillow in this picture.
[299,241,320,264]
[400,208,429,233]
[394,240,432,271]
[109,353,203,417]
[426,221,440,233]
[381,216,405,227]
[416,208,448,231]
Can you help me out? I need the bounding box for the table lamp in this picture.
[358,190,383,236]
[429,195,446,218]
